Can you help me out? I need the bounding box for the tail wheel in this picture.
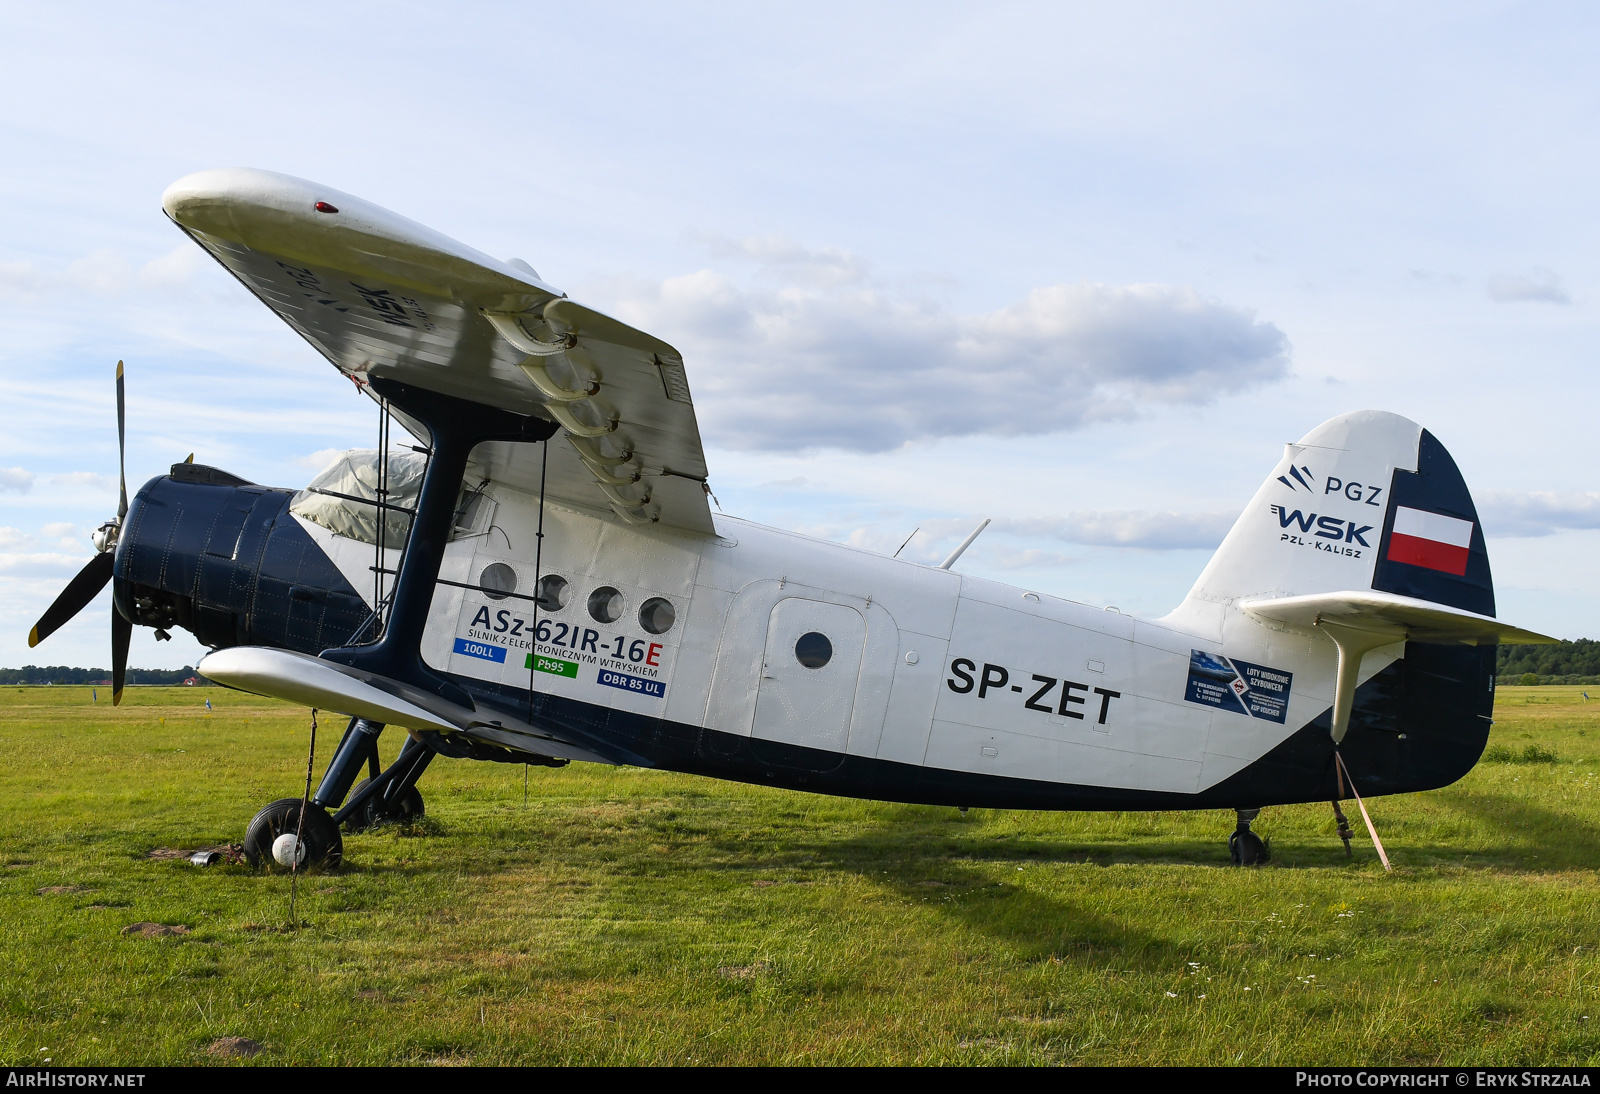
[344,778,425,832]
[243,798,343,869]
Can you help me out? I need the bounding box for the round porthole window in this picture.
[794,631,832,669]
[479,562,517,601]
[535,574,569,611]
[588,586,625,624]
[638,597,676,635]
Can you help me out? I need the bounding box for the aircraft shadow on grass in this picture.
[806,817,1199,967]
[1431,790,1600,870]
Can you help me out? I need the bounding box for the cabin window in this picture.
[479,563,517,601]
[794,631,832,669]
[588,586,625,624]
[638,597,676,635]
[535,574,569,611]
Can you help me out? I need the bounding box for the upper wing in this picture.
[162,168,714,535]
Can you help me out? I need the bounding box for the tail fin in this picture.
[1175,410,1494,624]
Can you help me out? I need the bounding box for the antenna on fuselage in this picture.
[938,518,990,570]
[892,526,920,559]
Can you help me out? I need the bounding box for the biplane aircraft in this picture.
[27,168,1555,868]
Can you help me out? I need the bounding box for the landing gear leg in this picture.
[1229,808,1270,866]
[312,717,386,811]
[336,735,433,831]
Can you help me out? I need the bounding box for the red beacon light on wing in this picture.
[314,201,338,214]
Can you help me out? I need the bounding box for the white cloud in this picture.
[979,546,1077,569]
[139,244,208,291]
[67,250,133,295]
[692,234,871,288]
[1478,491,1600,537]
[49,471,117,491]
[38,523,84,550]
[1487,268,1571,305]
[295,448,349,473]
[0,528,32,549]
[0,245,220,304]
[0,260,47,294]
[0,552,91,576]
[605,263,1290,453]
[0,468,33,493]
[997,510,1238,550]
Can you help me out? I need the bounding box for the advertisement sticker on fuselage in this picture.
[1183,649,1292,724]
[455,602,670,700]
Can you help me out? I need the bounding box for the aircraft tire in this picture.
[1229,829,1269,866]
[243,798,343,870]
[344,779,425,832]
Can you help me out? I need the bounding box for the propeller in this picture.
[28,361,134,704]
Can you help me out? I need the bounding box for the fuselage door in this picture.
[752,598,866,753]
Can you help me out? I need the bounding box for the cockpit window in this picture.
[290,449,485,547]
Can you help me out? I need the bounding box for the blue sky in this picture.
[3,2,1599,670]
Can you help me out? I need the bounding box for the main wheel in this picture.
[344,778,424,832]
[243,798,343,869]
[1229,829,1269,866]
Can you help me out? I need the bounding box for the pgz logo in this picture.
[1270,507,1373,546]
[1276,464,1317,492]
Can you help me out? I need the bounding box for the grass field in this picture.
[4,684,1600,1065]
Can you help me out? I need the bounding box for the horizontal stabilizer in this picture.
[197,647,616,764]
[1240,590,1556,646]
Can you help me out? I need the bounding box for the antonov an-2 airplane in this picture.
[28,168,1555,869]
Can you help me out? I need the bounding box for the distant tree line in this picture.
[1497,640,1600,686]
[0,666,214,685]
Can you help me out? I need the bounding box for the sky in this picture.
[3,1,1599,670]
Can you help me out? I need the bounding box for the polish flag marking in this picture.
[1386,506,1474,576]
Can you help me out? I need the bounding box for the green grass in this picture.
[4,684,1600,1065]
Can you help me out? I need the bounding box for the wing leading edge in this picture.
[162,168,715,535]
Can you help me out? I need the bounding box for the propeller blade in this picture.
[116,360,128,520]
[111,605,131,707]
[28,552,114,648]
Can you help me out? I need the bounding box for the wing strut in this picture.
[319,378,557,707]
[526,435,549,725]
[1316,619,1404,745]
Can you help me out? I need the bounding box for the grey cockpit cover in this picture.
[291,449,426,546]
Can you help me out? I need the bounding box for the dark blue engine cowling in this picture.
[113,464,371,655]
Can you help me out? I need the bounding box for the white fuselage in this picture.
[301,480,1368,798]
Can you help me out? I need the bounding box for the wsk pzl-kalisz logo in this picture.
[1269,506,1373,558]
